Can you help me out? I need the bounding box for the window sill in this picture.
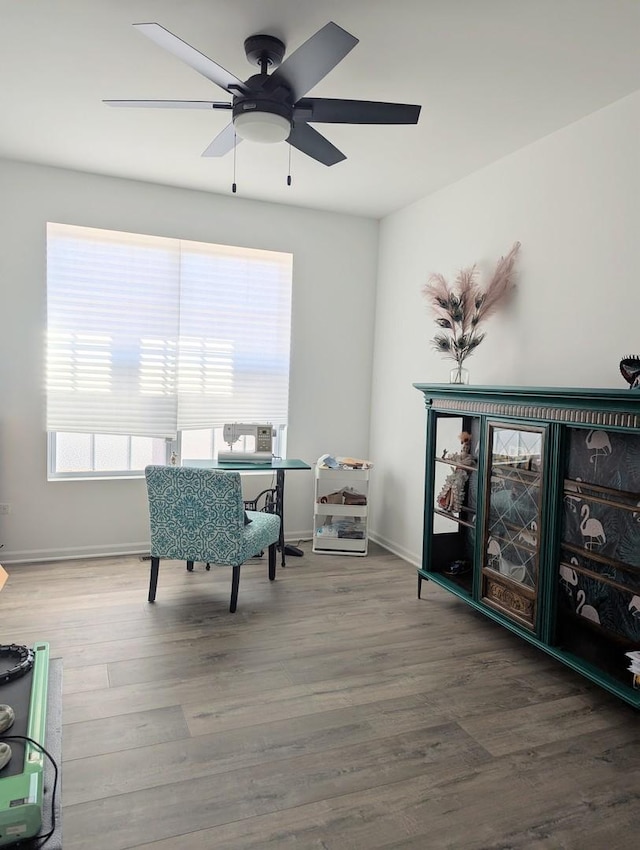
[47,472,146,482]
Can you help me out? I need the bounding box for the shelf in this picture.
[565,477,640,504]
[315,503,367,517]
[482,564,536,597]
[559,557,640,596]
[434,457,478,474]
[314,466,370,481]
[433,508,475,530]
[486,527,538,555]
[419,567,473,597]
[564,480,640,514]
[314,464,369,556]
[562,541,640,577]
[491,466,540,484]
[312,537,367,554]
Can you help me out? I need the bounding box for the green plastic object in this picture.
[0,642,49,847]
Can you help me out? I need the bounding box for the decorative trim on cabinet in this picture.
[484,575,536,627]
[432,399,640,429]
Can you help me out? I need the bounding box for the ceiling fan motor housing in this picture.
[243,34,286,70]
[232,77,293,142]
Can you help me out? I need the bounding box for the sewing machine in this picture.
[218,423,275,463]
[0,642,49,847]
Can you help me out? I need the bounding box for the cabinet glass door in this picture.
[555,427,640,684]
[427,414,481,597]
[481,422,545,630]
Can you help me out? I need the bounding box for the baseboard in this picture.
[0,534,420,567]
[284,528,419,567]
[0,542,150,565]
[367,532,420,567]
[1,533,315,565]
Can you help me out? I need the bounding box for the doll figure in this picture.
[437,432,474,514]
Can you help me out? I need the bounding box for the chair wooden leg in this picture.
[268,543,276,581]
[148,557,160,602]
[186,561,194,572]
[230,565,241,613]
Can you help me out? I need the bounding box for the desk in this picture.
[182,458,311,566]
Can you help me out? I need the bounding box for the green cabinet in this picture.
[414,384,640,708]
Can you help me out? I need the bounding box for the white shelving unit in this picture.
[312,465,370,556]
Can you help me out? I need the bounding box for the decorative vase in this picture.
[450,363,469,384]
[620,355,640,390]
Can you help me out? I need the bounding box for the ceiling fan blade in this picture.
[104,100,232,110]
[201,122,240,157]
[133,23,248,94]
[265,22,358,102]
[295,98,421,125]
[287,123,345,166]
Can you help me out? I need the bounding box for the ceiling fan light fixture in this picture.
[233,110,291,143]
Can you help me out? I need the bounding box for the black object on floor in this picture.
[284,545,304,557]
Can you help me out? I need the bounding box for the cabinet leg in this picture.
[418,573,423,599]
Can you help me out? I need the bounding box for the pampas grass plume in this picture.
[422,242,520,367]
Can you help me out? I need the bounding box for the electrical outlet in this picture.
[0,504,11,515]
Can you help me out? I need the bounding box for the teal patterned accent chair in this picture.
[144,465,281,613]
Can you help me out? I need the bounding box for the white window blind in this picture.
[47,223,293,439]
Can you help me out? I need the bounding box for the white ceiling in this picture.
[1,0,639,218]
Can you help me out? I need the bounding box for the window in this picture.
[46,223,293,478]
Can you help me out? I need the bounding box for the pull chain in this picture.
[232,132,237,194]
[287,144,292,187]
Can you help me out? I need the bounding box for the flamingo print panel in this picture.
[559,427,640,643]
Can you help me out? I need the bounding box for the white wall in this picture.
[369,90,640,564]
[0,161,378,562]
[2,90,638,565]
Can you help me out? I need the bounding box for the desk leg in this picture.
[276,469,286,567]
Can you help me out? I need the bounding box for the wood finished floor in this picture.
[1,544,639,849]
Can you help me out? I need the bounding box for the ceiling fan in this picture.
[104,21,422,166]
